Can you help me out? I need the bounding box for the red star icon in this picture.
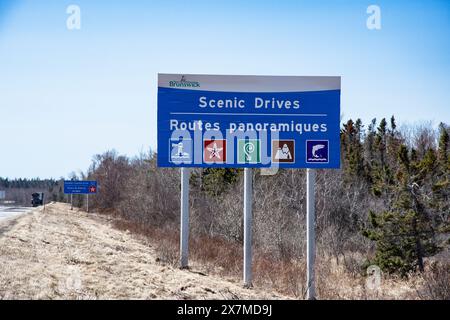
[89,186,97,193]
[203,139,226,163]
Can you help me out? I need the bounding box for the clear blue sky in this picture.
[1,0,449,178]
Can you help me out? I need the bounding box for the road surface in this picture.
[0,206,33,223]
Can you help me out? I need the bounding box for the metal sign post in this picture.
[86,194,89,213]
[243,168,253,287]
[306,168,316,299]
[70,194,73,210]
[180,167,190,268]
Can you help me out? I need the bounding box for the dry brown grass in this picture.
[1,202,441,300]
[417,262,450,300]
[0,203,289,300]
[111,213,428,300]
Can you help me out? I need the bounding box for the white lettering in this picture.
[170,119,178,130]
[254,97,263,108]
[199,97,207,108]
[199,97,245,109]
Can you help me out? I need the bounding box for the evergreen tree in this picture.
[390,115,397,135]
[363,144,440,275]
[341,119,364,180]
[428,123,449,234]
[371,118,395,198]
[201,168,239,197]
[375,118,388,168]
[363,118,377,184]
[437,123,449,171]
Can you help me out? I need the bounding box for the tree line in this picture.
[79,116,449,278]
[2,116,448,280]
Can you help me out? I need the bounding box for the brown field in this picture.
[0,202,442,300]
[0,203,288,299]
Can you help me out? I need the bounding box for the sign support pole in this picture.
[306,168,316,300]
[71,194,73,210]
[180,167,190,268]
[243,168,253,287]
[86,194,89,213]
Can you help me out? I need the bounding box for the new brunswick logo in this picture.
[169,75,200,88]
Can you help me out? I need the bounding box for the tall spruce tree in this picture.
[430,123,449,233]
[341,119,365,181]
[363,144,440,275]
[437,123,449,171]
[371,118,395,197]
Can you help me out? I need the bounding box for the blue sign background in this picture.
[64,181,98,194]
[157,75,341,168]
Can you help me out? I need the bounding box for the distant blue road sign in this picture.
[64,181,97,194]
[157,74,341,168]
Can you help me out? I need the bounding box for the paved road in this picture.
[0,206,33,222]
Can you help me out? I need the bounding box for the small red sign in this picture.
[204,140,226,163]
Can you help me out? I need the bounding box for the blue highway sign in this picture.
[64,181,98,194]
[157,74,341,168]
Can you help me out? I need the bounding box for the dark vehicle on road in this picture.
[31,193,44,207]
